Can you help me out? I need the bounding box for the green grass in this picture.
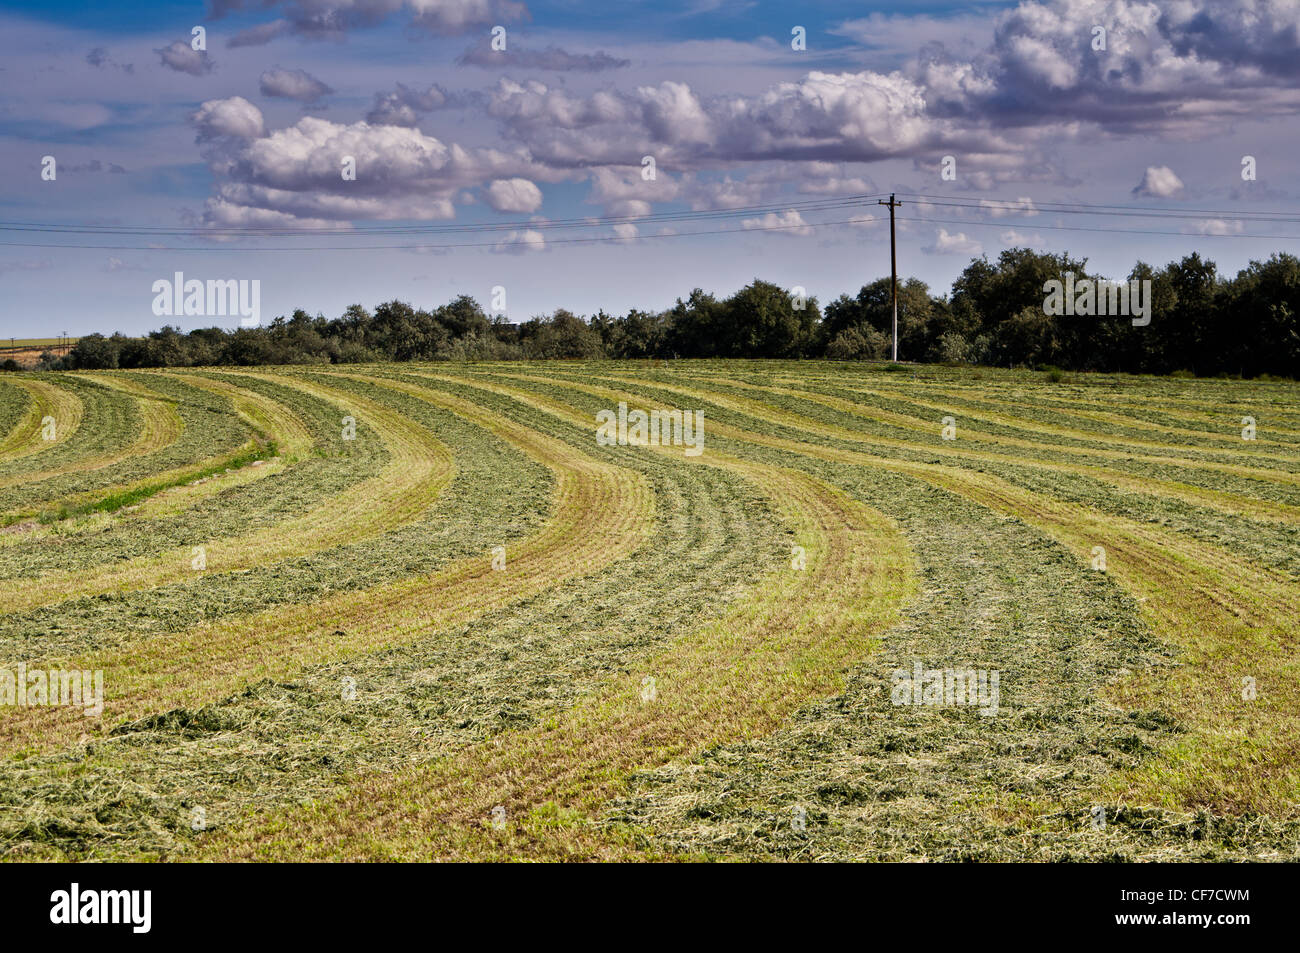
[0,427,782,859]
[0,360,1295,862]
[0,373,251,517]
[33,440,279,525]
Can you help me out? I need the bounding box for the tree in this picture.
[953,248,1089,336]
[1158,252,1218,373]
[823,277,947,360]
[825,326,889,361]
[722,279,819,358]
[519,310,604,359]
[65,333,121,369]
[666,289,726,357]
[994,306,1062,367]
[1218,253,1300,376]
[437,295,491,340]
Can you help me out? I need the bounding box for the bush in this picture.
[335,342,383,364]
[933,331,971,365]
[825,326,889,361]
[1040,365,1066,383]
[455,334,524,361]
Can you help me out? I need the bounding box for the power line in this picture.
[4,211,1294,252]
[896,214,1300,241]
[897,193,1300,223]
[0,193,887,239]
[0,214,885,252]
[4,187,1299,252]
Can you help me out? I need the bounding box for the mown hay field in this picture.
[0,360,1296,861]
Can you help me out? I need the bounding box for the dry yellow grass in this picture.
[526,369,1300,815]
[0,373,653,754]
[0,378,81,463]
[199,383,916,860]
[0,369,306,546]
[843,379,1300,452]
[0,371,454,614]
[0,374,183,495]
[2,361,1293,861]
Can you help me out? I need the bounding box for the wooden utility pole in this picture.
[878,194,902,361]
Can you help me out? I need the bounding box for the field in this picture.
[0,360,1297,862]
[0,340,76,370]
[0,340,76,349]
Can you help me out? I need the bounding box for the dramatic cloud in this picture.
[180,0,1300,241]
[485,72,984,172]
[1133,165,1184,198]
[259,68,334,103]
[365,83,449,126]
[457,43,628,71]
[584,166,681,218]
[198,201,345,233]
[155,40,213,76]
[792,161,877,195]
[188,98,550,226]
[920,0,1300,134]
[193,96,266,141]
[483,177,543,213]
[486,78,629,132]
[450,0,1300,226]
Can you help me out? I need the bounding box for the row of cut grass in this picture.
[525,366,1299,817]
[0,369,653,755]
[0,369,454,614]
[196,366,917,860]
[0,378,786,860]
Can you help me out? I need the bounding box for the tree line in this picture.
[16,247,1300,378]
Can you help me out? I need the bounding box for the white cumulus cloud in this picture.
[484,177,543,213]
[924,228,983,255]
[1133,165,1185,197]
[740,209,813,236]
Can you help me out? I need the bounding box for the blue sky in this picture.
[2,0,1299,335]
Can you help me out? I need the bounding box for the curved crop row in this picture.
[0,361,1292,862]
[0,370,652,754]
[0,370,454,614]
[0,378,82,464]
[508,366,1299,817]
[199,368,917,860]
